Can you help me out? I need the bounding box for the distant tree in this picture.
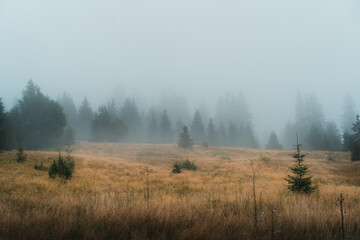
[120,98,141,141]
[10,80,66,149]
[159,110,173,143]
[217,123,227,147]
[107,98,118,121]
[190,110,206,145]
[214,92,252,128]
[178,126,193,149]
[307,124,324,150]
[350,115,360,161]
[241,123,259,149]
[63,126,75,146]
[295,92,325,149]
[175,117,185,139]
[282,121,296,149]
[228,122,239,147]
[323,122,342,151]
[91,105,126,142]
[285,135,316,194]
[0,99,6,150]
[77,97,93,140]
[16,143,27,163]
[343,132,354,152]
[341,93,357,134]
[207,118,217,146]
[147,111,158,143]
[57,92,78,128]
[266,131,283,150]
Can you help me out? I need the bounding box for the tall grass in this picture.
[0,143,360,239]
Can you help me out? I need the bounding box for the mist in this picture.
[1,0,360,146]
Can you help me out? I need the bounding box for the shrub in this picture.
[16,143,26,163]
[49,149,75,180]
[172,163,182,174]
[34,161,48,171]
[180,158,197,171]
[259,154,271,163]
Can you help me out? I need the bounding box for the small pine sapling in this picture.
[285,134,316,194]
[16,143,26,163]
[172,163,182,174]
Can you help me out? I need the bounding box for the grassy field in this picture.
[1,142,360,239]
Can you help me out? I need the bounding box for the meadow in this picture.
[0,142,360,239]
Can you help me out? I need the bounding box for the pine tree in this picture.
[147,112,158,143]
[178,126,193,149]
[341,92,357,134]
[63,126,75,146]
[120,98,141,141]
[58,92,78,128]
[350,115,360,161]
[190,110,205,145]
[285,135,316,194]
[207,118,217,146]
[0,99,6,151]
[266,131,283,150]
[228,122,239,147]
[77,96,93,140]
[159,110,173,143]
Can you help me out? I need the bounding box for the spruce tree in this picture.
[207,118,217,146]
[285,135,316,194]
[178,126,193,149]
[160,110,173,143]
[266,131,283,150]
[77,96,93,140]
[0,99,6,151]
[350,115,360,161]
[190,110,206,145]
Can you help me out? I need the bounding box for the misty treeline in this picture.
[0,81,360,158]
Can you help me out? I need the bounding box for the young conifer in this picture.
[285,134,316,194]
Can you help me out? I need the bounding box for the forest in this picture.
[1,80,360,161]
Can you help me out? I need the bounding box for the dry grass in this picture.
[1,142,360,239]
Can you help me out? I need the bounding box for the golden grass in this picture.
[0,143,360,239]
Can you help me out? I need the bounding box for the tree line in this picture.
[1,81,360,161]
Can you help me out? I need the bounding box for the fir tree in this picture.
[0,99,6,151]
[63,126,75,146]
[178,125,193,149]
[266,131,283,150]
[285,135,316,194]
[77,96,93,140]
[207,118,217,146]
[159,110,173,143]
[147,111,158,143]
[350,115,360,161]
[190,110,205,145]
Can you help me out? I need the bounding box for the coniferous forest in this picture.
[1,80,360,161]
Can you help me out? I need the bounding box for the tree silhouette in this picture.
[178,126,193,149]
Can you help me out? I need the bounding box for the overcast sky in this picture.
[1,0,360,140]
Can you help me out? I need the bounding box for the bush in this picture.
[172,163,182,174]
[180,158,197,171]
[16,143,26,163]
[34,161,48,171]
[49,149,75,180]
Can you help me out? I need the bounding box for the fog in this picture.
[1,0,360,146]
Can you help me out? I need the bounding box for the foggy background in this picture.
[1,0,360,145]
